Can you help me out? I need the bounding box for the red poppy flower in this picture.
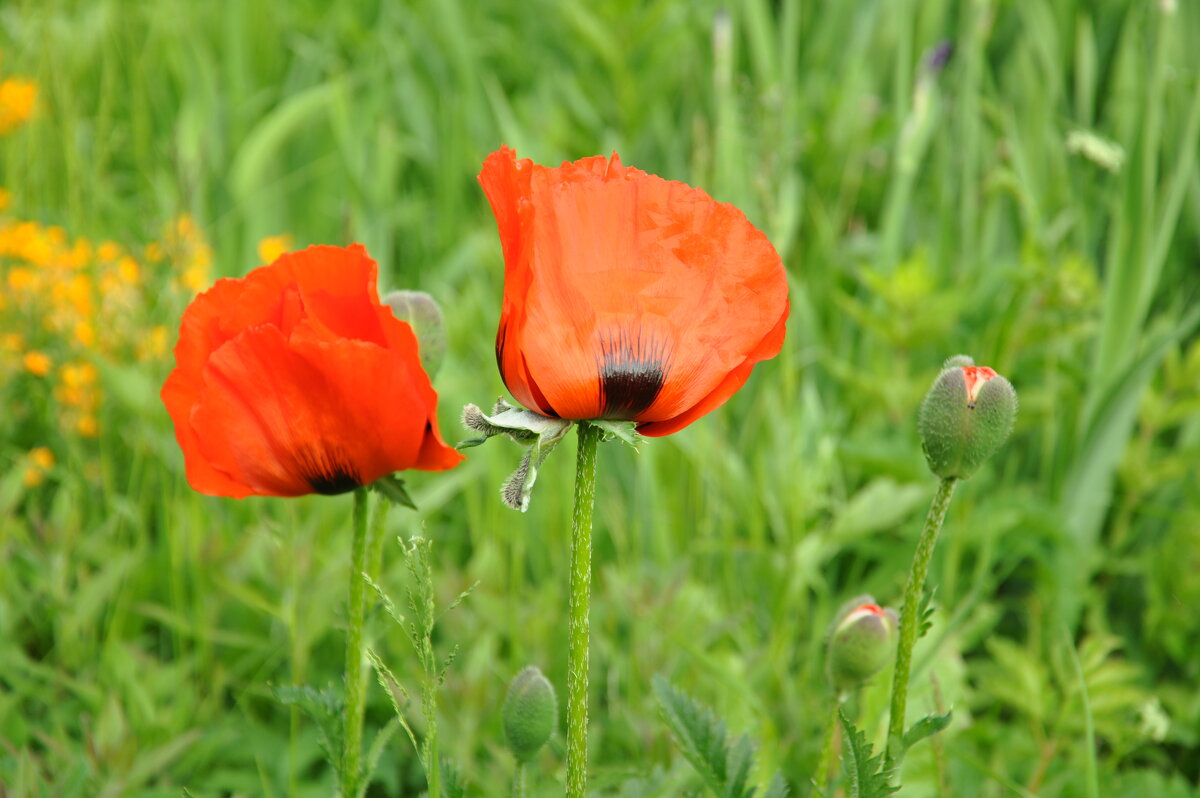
[478,146,789,437]
[161,244,462,498]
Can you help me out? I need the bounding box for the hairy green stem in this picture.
[512,761,527,798]
[566,422,601,798]
[341,488,371,797]
[886,477,957,769]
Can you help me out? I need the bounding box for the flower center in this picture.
[596,325,671,419]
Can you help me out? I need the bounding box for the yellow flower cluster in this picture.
[1,197,213,443]
[0,77,36,135]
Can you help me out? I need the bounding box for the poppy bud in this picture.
[383,290,446,378]
[502,666,557,762]
[826,596,898,692]
[918,355,1017,480]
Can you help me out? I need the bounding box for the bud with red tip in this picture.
[918,355,1017,480]
[826,596,899,692]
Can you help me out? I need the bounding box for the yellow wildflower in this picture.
[23,447,55,488]
[1,333,22,351]
[77,415,99,438]
[7,266,34,291]
[0,187,10,212]
[174,214,197,239]
[97,240,121,262]
[257,234,294,264]
[0,78,37,135]
[144,242,163,262]
[117,255,140,284]
[30,446,55,470]
[182,263,209,292]
[74,320,95,348]
[23,350,52,376]
[65,274,92,316]
[136,325,170,361]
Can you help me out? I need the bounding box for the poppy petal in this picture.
[186,320,460,497]
[636,301,789,437]
[486,151,788,423]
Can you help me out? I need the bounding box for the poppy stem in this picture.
[341,487,371,798]
[566,421,601,798]
[813,692,845,790]
[885,476,957,772]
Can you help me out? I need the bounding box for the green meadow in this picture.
[3,0,1199,795]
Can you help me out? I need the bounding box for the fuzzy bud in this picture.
[826,596,898,692]
[502,666,557,762]
[383,290,446,378]
[918,355,1017,480]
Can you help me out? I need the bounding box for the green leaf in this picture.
[365,649,418,754]
[440,759,466,798]
[900,712,952,753]
[372,475,418,510]
[590,418,642,448]
[273,684,345,777]
[916,588,937,640]
[838,709,897,798]
[652,675,788,798]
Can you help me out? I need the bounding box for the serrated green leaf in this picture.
[653,675,727,794]
[273,683,345,777]
[838,709,897,798]
[652,675,788,798]
[440,759,466,798]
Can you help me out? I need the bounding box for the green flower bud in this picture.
[502,666,557,762]
[918,355,1017,480]
[826,596,898,692]
[383,290,446,377]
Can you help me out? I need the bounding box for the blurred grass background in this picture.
[2,0,1200,795]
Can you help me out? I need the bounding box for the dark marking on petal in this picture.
[596,325,671,419]
[293,444,362,495]
[495,322,508,374]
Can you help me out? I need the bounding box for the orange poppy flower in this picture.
[161,244,462,498]
[478,146,789,437]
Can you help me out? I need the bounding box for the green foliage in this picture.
[2,0,1200,794]
[900,712,952,756]
[652,675,788,798]
[365,536,474,798]
[837,710,897,798]
[273,684,345,784]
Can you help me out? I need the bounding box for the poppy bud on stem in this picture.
[815,596,898,788]
[503,665,557,797]
[885,356,1016,772]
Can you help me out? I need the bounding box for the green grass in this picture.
[3,0,1200,795]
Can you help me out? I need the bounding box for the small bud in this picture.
[918,355,1017,480]
[383,290,446,377]
[502,666,557,762]
[826,596,898,692]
